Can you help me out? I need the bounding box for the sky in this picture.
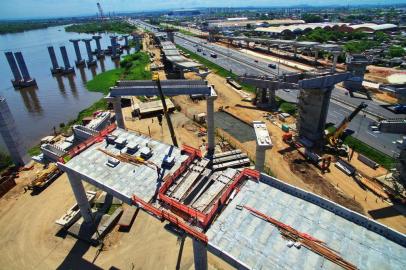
[0,0,405,20]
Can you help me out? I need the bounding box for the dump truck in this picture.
[27,163,62,191]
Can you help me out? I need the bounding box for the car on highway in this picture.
[393,104,406,113]
[254,60,258,63]
[210,53,217,58]
[268,63,277,69]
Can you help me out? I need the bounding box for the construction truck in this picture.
[27,163,62,191]
[325,102,368,155]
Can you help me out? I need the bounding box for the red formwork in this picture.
[132,194,208,243]
[58,123,117,164]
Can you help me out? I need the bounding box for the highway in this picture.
[133,20,402,157]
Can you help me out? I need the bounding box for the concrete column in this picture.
[267,44,271,52]
[331,52,340,73]
[261,88,267,103]
[5,52,22,82]
[122,35,129,47]
[14,52,31,81]
[179,68,185,79]
[110,36,118,58]
[93,36,102,51]
[0,97,29,166]
[48,46,59,70]
[293,46,297,58]
[255,145,266,172]
[269,88,277,109]
[206,93,217,155]
[113,96,125,129]
[83,39,94,62]
[70,39,84,66]
[66,172,93,223]
[193,239,208,270]
[60,46,71,69]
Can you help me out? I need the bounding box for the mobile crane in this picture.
[325,102,368,152]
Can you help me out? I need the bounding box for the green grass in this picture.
[278,100,297,115]
[28,145,42,157]
[343,136,395,170]
[86,68,124,95]
[176,45,255,93]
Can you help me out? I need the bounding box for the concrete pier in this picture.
[110,35,120,59]
[192,239,208,270]
[92,35,104,59]
[343,54,370,93]
[13,52,37,88]
[297,73,350,149]
[253,121,272,172]
[82,38,97,67]
[66,172,93,223]
[111,97,125,129]
[331,51,341,73]
[0,97,30,166]
[122,35,129,48]
[48,46,62,74]
[206,93,217,156]
[5,52,22,83]
[60,46,75,74]
[69,39,85,67]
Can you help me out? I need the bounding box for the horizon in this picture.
[0,0,406,20]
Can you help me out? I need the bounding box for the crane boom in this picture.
[327,102,368,147]
[97,2,104,19]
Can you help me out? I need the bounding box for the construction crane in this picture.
[153,72,178,147]
[97,2,104,19]
[326,102,368,148]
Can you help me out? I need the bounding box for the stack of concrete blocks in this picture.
[343,54,370,93]
[69,39,85,67]
[297,73,351,149]
[0,97,30,166]
[4,51,37,88]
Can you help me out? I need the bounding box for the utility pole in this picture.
[154,73,178,147]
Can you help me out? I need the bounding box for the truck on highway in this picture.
[393,104,406,114]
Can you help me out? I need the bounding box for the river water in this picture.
[0,25,130,152]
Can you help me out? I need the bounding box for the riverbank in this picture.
[65,21,135,34]
[28,51,151,158]
[0,21,65,34]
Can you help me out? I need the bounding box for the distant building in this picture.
[168,9,200,17]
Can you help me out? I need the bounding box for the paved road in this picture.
[133,20,402,156]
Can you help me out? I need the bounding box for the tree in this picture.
[302,13,322,23]
[388,46,405,58]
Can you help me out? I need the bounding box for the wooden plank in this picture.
[118,207,137,227]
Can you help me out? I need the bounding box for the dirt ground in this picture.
[0,166,232,270]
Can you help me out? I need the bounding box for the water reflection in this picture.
[18,86,42,114]
[79,66,88,84]
[90,65,97,79]
[113,58,120,69]
[67,73,78,99]
[55,75,67,96]
[99,58,106,72]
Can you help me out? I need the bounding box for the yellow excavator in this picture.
[325,102,368,153]
[27,163,62,191]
